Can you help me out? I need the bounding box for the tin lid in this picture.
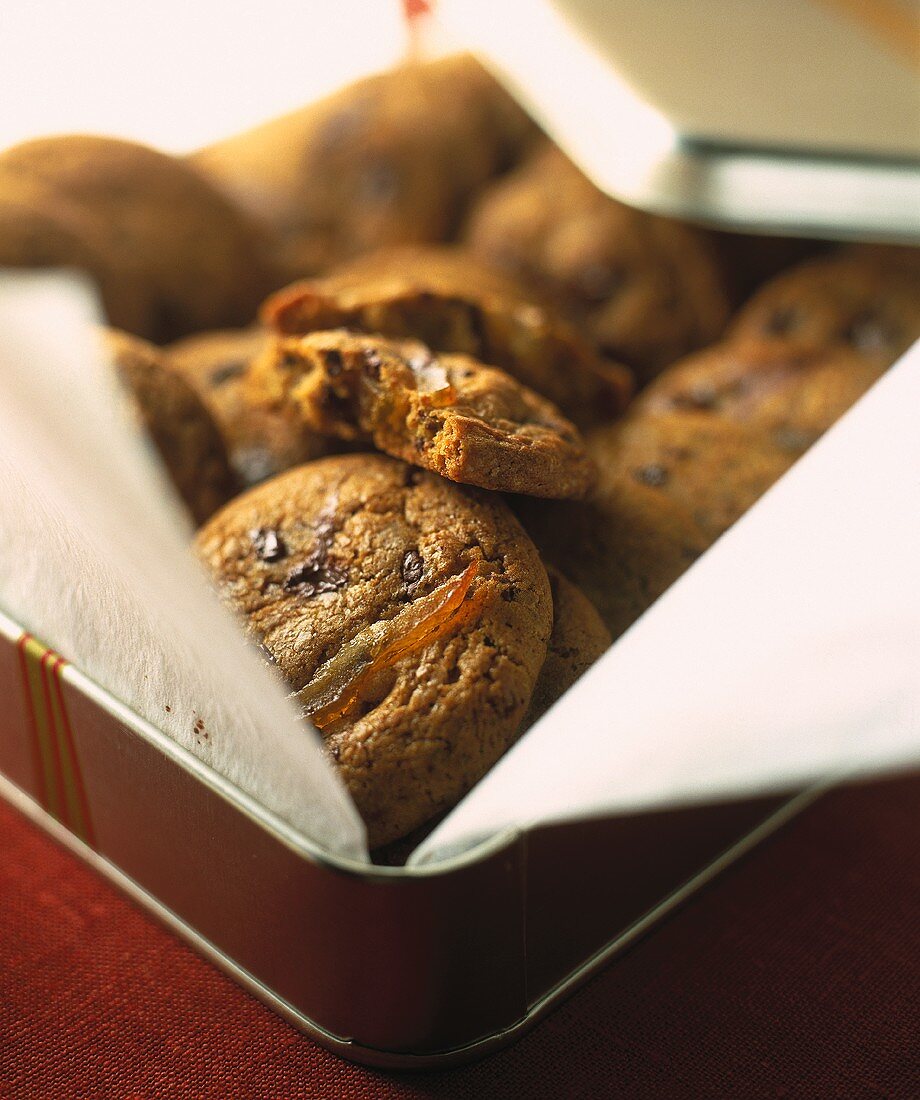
[436,0,920,240]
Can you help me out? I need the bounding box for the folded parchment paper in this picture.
[413,340,920,863]
[0,273,367,861]
[1,271,916,870]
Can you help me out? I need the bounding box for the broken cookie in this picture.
[250,330,595,499]
[168,327,333,486]
[261,245,632,425]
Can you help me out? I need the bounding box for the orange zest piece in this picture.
[296,561,487,730]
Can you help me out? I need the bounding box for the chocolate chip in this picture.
[315,98,370,153]
[844,312,897,353]
[773,426,815,453]
[208,361,247,387]
[323,348,344,376]
[677,383,718,410]
[501,585,516,602]
[284,561,348,597]
[577,262,625,303]
[283,517,343,596]
[280,349,301,369]
[360,160,400,204]
[250,527,287,562]
[632,464,669,488]
[401,548,424,594]
[764,305,800,336]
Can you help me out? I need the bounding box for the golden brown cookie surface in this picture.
[102,330,239,524]
[251,330,594,498]
[591,412,793,543]
[0,178,150,334]
[195,454,552,846]
[523,566,611,727]
[728,249,920,365]
[263,245,632,424]
[466,143,730,383]
[0,136,274,342]
[192,55,538,281]
[167,328,332,487]
[517,466,708,643]
[636,338,892,454]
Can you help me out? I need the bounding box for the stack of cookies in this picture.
[2,55,917,853]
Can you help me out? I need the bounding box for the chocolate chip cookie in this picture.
[0,136,274,342]
[263,245,632,424]
[523,566,611,727]
[636,338,891,457]
[591,412,794,543]
[250,330,595,498]
[728,249,920,365]
[191,54,538,281]
[167,328,332,486]
[103,329,239,524]
[0,177,150,334]
[194,453,553,847]
[516,460,709,641]
[465,142,730,383]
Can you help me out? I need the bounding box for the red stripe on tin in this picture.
[51,655,95,849]
[16,633,48,811]
[40,649,70,831]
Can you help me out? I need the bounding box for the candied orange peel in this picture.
[296,560,488,730]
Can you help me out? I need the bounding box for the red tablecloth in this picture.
[1,777,918,1099]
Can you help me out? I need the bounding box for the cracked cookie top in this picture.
[168,327,333,487]
[261,245,632,425]
[249,329,595,499]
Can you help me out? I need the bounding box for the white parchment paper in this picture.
[0,272,367,862]
[1,276,917,871]
[412,342,920,864]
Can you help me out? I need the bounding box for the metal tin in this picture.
[0,608,820,1068]
[438,0,920,242]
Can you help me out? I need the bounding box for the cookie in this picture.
[191,55,538,281]
[516,464,709,641]
[728,249,920,365]
[102,330,239,524]
[167,328,332,487]
[0,136,274,342]
[636,338,891,456]
[589,412,793,543]
[194,453,553,847]
[708,231,826,306]
[523,566,611,728]
[465,142,730,383]
[0,178,150,334]
[263,245,632,424]
[251,330,595,498]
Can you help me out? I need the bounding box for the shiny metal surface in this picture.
[437,0,920,241]
[0,615,817,1067]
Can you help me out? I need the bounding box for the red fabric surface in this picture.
[1,778,918,1099]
